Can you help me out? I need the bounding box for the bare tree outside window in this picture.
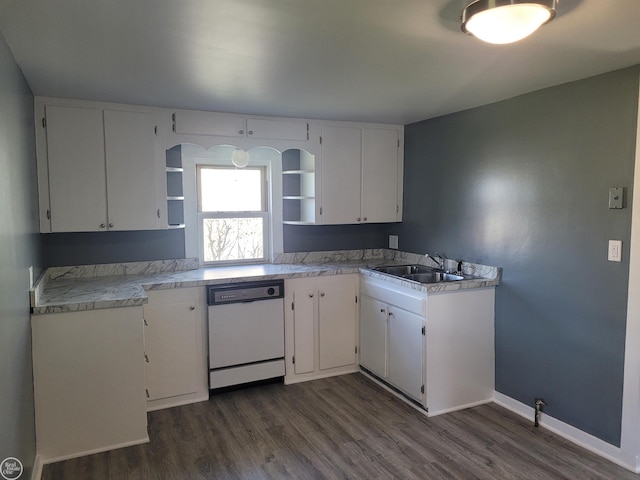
[203,218,263,262]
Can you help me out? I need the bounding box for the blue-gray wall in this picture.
[395,66,639,446]
[283,223,389,252]
[0,32,38,478]
[40,229,185,267]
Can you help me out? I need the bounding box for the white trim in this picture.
[493,391,637,472]
[427,398,493,417]
[39,436,149,465]
[620,76,640,474]
[31,455,43,480]
[181,144,286,263]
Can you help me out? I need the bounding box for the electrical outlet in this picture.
[389,235,399,250]
[608,240,622,262]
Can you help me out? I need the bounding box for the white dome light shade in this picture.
[462,1,557,45]
[231,148,250,168]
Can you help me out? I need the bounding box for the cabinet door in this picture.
[388,306,424,401]
[104,110,161,230]
[318,277,357,370]
[246,118,308,141]
[292,288,316,374]
[358,294,388,379]
[173,110,245,137]
[320,125,362,224]
[144,302,199,401]
[31,308,147,460]
[361,128,399,223]
[45,105,107,232]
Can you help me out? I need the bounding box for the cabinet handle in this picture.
[189,306,195,311]
[144,354,149,363]
[157,209,161,219]
[99,223,106,229]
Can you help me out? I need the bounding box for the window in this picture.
[197,166,268,265]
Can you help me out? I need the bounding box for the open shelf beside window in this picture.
[282,149,316,225]
[166,146,185,228]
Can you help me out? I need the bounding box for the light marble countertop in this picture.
[31,249,501,315]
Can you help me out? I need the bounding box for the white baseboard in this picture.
[31,455,43,480]
[493,391,637,473]
[40,436,150,465]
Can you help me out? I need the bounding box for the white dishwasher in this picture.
[207,279,285,390]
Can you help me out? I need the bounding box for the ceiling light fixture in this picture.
[231,148,250,168]
[461,0,557,45]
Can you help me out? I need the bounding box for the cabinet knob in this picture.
[108,223,114,228]
[363,217,367,221]
[189,306,195,311]
[357,217,361,222]
[248,130,254,135]
[320,292,325,297]
[238,130,244,135]
[99,223,106,229]
[308,293,314,298]
[380,308,385,313]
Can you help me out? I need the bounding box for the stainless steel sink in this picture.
[372,264,435,276]
[371,264,466,284]
[401,272,464,283]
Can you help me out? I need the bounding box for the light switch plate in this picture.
[389,235,399,250]
[608,240,622,262]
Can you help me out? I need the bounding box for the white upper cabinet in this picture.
[173,110,245,137]
[173,110,309,141]
[38,100,163,233]
[319,125,362,224]
[104,110,162,231]
[361,128,401,223]
[46,105,108,232]
[319,123,402,225]
[245,118,308,141]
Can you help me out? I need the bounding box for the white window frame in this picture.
[197,165,269,266]
[180,144,284,266]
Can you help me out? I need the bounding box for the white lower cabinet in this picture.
[388,305,424,401]
[285,274,359,383]
[143,287,209,411]
[359,288,425,403]
[359,276,495,415]
[31,307,148,462]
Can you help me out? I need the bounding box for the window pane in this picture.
[199,168,263,212]
[202,218,264,262]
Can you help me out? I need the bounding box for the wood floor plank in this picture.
[42,373,638,480]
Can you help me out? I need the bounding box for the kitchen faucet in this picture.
[425,253,445,270]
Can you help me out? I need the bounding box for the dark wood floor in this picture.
[43,373,637,479]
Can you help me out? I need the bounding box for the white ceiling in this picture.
[0,0,639,125]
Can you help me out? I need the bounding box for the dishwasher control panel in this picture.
[207,279,284,305]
